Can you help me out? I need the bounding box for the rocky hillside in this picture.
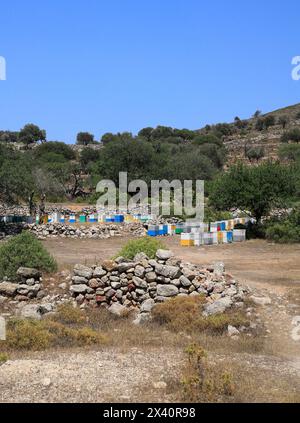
[223,103,300,165]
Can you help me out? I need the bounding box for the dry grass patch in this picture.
[151,296,250,335]
[0,316,108,352]
[176,343,300,403]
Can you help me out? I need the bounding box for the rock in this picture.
[17,267,41,280]
[58,282,67,290]
[72,276,88,284]
[250,295,271,306]
[157,284,179,297]
[179,275,192,287]
[181,267,197,280]
[152,381,167,390]
[228,325,240,337]
[133,312,151,325]
[70,284,89,294]
[41,377,52,387]
[155,264,181,279]
[88,279,100,289]
[39,303,54,314]
[156,249,173,260]
[73,264,93,279]
[134,265,145,278]
[93,267,107,278]
[105,289,116,298]
[134,252,148,262]
[132,276,148,289]
[141,299,155,313]
[0,295,7,304]
[203,297,233,316]
[213,262,225,276]
[25,278,36,286]
[0,282,19,297]
[19,304,42,319]
[108,303,127,317]
[117,262,135,273]
[145,272,156,282]
[111,281,121,290]
[102,260,117,272]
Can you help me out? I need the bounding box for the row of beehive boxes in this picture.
[36,213,154,224]
[147,218,253,237]
[181,229,246,246]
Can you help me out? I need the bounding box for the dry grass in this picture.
[0,315,108,352]
[173,343,300,403]
[0,352,9,364]
[151,296,250,335]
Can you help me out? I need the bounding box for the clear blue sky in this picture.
[0,0,299,143]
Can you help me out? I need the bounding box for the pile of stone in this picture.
[26,222,145,239]
[69,249,250,323]
[0,267,43,302]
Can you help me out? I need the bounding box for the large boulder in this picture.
[18,304,42,320]
[108,303,127,317]
[203,297,233,316]
[17,267,41,280]
[157,284,179,297]
[155,264,181,279]
[141,298,155,313]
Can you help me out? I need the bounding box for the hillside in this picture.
[222,103,300,166]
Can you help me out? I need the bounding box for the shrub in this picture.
[181,343,235,402]
[0,352,9,364]
[3,318,108,351]
[116,237,165,260]
[281,128,300,143]
[265,208,300,243]
[0,231,57,279]
[152,297,249,334]
[51,303,86,325]
[5,319,53,350]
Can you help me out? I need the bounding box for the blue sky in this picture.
[0,0,299,143]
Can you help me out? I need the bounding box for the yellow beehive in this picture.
[217,231,223,244]
[180,239,194,247]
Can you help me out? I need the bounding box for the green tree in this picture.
[76,132,94,145]
[19,124,46,146]
[34,141,76,161]
[278,115,289,129]
[281,128,300,143]
[210,162,295,224]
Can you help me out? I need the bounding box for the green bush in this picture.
[116,237,165,260]
[0,231,57,279]
[265,208,300,243]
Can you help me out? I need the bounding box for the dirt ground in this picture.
[43,236,300,293]
[1,236,300,403]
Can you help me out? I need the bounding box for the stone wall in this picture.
[69,249,250,323]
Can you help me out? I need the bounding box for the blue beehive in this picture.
[69,215,76,223]
[227,231,233,243]
[220,221,226,231]
[115,215,124,223]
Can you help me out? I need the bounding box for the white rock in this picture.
[156,249,173,260]
[250,295,271,306]
[228,325,240,337]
